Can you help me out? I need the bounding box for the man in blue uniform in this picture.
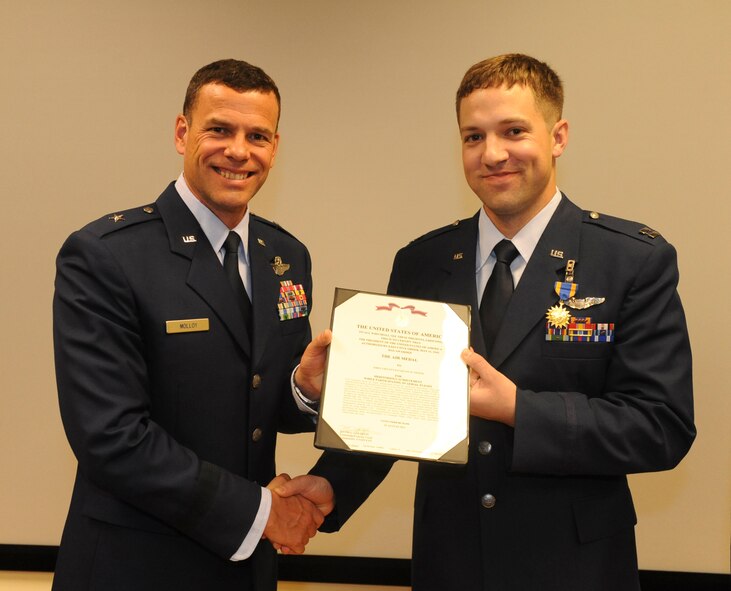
[53,59,330,591]
[277,54,695,591]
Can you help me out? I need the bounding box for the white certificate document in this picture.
[315,289,470,463]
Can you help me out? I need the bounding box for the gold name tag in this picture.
[166,318,210,334]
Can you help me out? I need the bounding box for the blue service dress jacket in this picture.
[312,194,695,591]
[52,183,314,591]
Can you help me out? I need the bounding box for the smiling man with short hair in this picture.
[52,59,332,591]
[278,53,695,591]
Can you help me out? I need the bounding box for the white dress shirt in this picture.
[475,189,562,295]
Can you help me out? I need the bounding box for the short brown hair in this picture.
[183,59,281,122]
[456,54,563,124]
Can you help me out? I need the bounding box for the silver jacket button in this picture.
[481,494,496,509]
[478,441,492,455]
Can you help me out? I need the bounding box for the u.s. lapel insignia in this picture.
[453,252,464,260]
[109,213,125,223]
[550,249,564,259]
[182,235,197,243]
[271,256,290,276]
[257,238,266,246]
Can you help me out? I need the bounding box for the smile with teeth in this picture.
[215,167,253,180]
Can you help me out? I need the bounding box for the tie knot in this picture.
[493,239,519,265]
[224,231,242,255]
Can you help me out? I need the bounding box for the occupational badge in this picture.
[271,256,290,276]
[566,296,605,310]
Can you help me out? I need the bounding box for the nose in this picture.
[225,132,250,161]
[481,135,508,167]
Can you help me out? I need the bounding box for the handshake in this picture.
[262,473,335,554]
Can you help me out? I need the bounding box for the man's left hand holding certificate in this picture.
[314,288,470,464]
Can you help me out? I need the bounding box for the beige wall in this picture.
[1,0,729,575]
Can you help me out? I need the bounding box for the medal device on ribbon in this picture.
[546,281,576,328]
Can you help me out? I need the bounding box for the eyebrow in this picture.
[459,118,531,132]
[499,118,531,126]
[204,116,231,126]
[205,117,275,136]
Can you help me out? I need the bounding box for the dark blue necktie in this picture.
[223,231,253,338]
[479,239,519,357]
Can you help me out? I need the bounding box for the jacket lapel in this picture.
[428,214,486,355]
[156,184,252,358]
[247,219,283,369]
[490,195,583,367]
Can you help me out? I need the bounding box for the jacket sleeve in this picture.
[512,239,696,475]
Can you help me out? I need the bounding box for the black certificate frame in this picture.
[314,287,471,464]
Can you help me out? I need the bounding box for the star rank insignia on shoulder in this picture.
[89,204,159,238]
[106,205,156,225]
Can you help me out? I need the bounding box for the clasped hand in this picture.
[264,473,334,554]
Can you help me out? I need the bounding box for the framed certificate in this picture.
[315,288,470,464]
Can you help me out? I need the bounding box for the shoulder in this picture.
[58,203,165,269]
[250,213,308,249]
[399,217,472,252]
[409,218,468,245]
[80,203,161,239]
[392,216,474,267]
[580,208,669,248]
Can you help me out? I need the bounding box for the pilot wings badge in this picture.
[566,296,606,310]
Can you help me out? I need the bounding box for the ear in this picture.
[174,114,188,156]
[551,119,569,158]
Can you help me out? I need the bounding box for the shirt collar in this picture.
[175,173,250,263]
[476,188,562,272]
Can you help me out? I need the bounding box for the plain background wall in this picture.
[1,0,729,575]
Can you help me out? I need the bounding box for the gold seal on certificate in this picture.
[315,288,470,464]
